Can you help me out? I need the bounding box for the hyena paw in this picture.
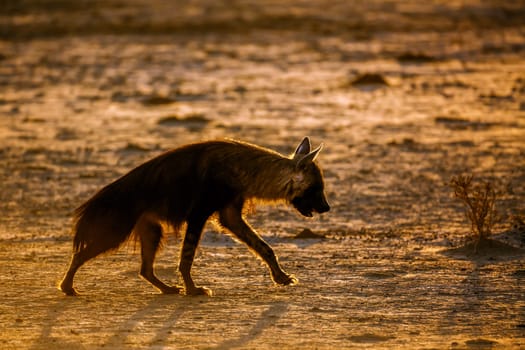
[59,284,80,296]
[272,272,298,286]
[185,286,213,296]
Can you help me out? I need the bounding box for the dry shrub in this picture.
[450,175,499,245]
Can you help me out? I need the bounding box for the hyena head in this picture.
[289,137,330,217]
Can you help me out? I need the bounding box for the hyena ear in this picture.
[296,143,323,168]
[293,137,311,160]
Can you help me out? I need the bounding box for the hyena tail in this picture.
[72,178,141,254]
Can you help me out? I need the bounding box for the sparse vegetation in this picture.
[450,175,499,248]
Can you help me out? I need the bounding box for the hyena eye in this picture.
[302,184,323,197]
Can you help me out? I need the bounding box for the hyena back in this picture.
[60,137,330,296]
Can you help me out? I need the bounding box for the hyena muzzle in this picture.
[60,137,330,296]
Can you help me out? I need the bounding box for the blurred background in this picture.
[1,0,524,239]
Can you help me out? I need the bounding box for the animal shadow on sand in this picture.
[29,296,86,350]
[31,293,289,349]
[102,295,187,348]
[102,297,289,349]
[208,301,289,349]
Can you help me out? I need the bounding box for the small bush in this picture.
[450,175,499,245]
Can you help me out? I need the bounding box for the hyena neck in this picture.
[243,154,296,202]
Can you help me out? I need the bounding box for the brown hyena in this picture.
[60,137,330,296]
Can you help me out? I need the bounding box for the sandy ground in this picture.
[1,1,525,349]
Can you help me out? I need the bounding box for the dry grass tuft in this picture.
[450,175,499,247]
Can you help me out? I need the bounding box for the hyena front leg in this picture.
[179,214,212,296]
[219,204,297,286]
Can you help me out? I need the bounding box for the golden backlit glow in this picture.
[0,1,524,348]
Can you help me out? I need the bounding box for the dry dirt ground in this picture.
[1,1,525,349]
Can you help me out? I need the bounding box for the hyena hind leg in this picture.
[136,214,182,294]
[60,212,138,295]
[60,240,117,296]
